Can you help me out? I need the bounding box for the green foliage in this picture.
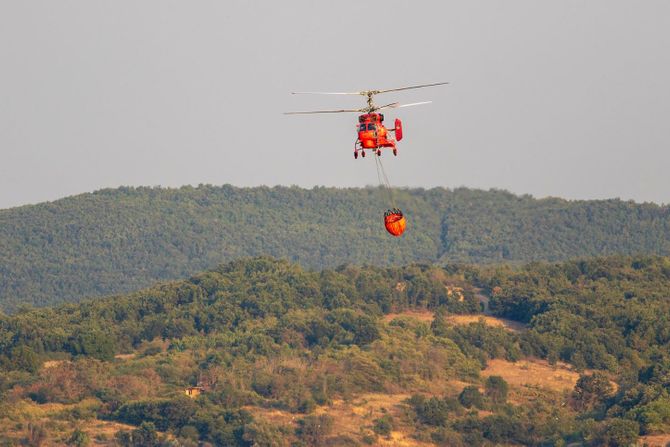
[447,321,522,366]
[481,413,525,443]
[632,397,670,434]
[430,310,449,337]
[590,418,639,447]
[68,330,115,361]
[9,345,40,373]
[572,372,614,414]
[458,386,484,409]
[3,256,670,445]
[409,394,450,426]
[3,186,670,311]
[0,259,457,368]
[485,376,509,405]
[116,422,160,447]
[113,398,197,432]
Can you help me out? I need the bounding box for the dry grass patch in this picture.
[446,315,525,332]
[383,310,525,333]
[42,360,68,369]
[482,358,579,393]
[384,310,435,323]
[640,434,670,446]
[376,430,433,446]
[84,420,138,445]
[245,406,297,427]
[315,393,428,446]
[248,392,434,445]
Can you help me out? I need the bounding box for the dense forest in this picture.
[2,185,670,311]
[1,256,670,445]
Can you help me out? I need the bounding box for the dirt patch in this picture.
[482,358,579,393]
[114,353,136,360]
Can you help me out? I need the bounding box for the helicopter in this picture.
[285,82,448,159]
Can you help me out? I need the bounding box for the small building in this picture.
[184,386,204,398]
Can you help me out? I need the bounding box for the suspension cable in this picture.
[373,154,395,207]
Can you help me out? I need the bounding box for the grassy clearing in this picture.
[482,358,579,393]
[639,434,670,446]
[384,309,435,323]
[0,398,136,446]
[383,309,525,332]
[446,314,525,332]
[247,392,436,446]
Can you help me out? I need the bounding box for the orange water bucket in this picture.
[384,209,406,237]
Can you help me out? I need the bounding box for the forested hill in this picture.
[2,185,670,310]
[2,256,670,445]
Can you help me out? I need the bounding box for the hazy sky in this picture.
[1,1,669,209]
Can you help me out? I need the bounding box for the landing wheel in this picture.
[393,149,397,156]
[354,151,358,159]
[361,150,366,158]
[376,149,382,156]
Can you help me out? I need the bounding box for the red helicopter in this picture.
[285,82,448,158]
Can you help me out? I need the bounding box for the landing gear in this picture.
[376,149,382,156]
[393,149,397,156]
[354,151,358,159]
[361,150,366,158]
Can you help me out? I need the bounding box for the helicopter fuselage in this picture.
[354,113,402,159]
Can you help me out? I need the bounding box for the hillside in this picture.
[2,256,670,446]
[2,185,670,310]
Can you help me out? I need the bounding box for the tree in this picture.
[459,386,484,409]
[485,376,508,405]
[597,418,639,447]
[430,310,449,337]
[69,330,115,361]
[415,397,450,426]
[572,372,614,412]
[10,345,40,373]
[131,422,159,447]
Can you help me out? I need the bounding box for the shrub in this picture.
[296,414,333,446]
[373,414,394,436]
[66,428,90,447]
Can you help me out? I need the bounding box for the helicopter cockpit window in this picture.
[367,123,376,131]
[359,123,367,131]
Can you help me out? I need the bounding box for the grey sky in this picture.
[1,1,669,209]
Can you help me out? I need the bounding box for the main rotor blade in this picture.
[284,108,363,115]
[376,102,400,110]
[395,101,433,108]
[291,91,361,95]
[377,101,432,110]
[375,82,448,95]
